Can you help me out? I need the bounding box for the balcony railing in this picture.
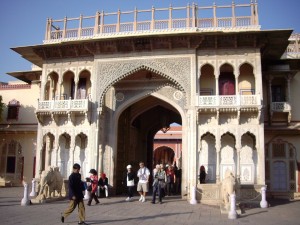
[197,95,261,107]
[283,33,300,59]
[44,2,260,43]
[37,99,89,111]
[271,102,291,112]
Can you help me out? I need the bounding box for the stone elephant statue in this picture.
[38,167,63,199]
[221,169,236,209]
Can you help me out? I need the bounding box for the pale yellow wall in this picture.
[0,133,37,184]
[0,81,39,185]
[0,82,39,123]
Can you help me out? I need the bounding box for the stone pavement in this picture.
[1,187,300,225]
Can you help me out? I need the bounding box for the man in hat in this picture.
[124,165,135,201]
[61,163,88,224]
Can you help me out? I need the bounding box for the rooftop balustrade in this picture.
[44,1,260,43]
[284,33,300,59]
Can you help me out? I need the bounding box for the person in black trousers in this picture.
[123,165,135,201]
[61,163,88,225]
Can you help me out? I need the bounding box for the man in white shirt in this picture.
[137,161,150,202]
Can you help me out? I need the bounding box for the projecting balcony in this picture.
[270,102,292,125]
[197,95,261,108]
[37,99,90,112]
[36,99,91,125]
[271,102,291,112]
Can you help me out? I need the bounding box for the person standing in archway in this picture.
[123,165,135,201]
[137,161,150,202]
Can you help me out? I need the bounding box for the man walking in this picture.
[137,161,150,202]
[61,163,88,225]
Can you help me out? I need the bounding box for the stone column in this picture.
[235,76,239,95]
[236,147,241,183]
[268,77,273,125]
[215,77,219,95]
[74,80,78,99]
[216,137,221,183]
[45,138,52,168]
[257,126,265,185]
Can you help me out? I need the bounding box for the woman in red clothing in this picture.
[87,169,99,206]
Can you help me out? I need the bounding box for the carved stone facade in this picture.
[3,7,299,204]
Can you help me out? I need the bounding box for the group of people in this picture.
[60,162,183,224]
[124,161,181,204]
[86,169,109,206]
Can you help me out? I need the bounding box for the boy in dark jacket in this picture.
[61,163,87,225]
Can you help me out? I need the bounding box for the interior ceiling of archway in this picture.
[129,96,181,126]
[126,98,181,139]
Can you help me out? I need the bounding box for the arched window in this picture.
[7,99,20,120]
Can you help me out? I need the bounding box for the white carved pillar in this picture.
[215,77,219,95]
[74,80,78,99]
[97,144,103,174]
[45,137,52,168]
[71,145,75,168]
[236,147,241,183]
[216,137,221,183]
[35,127,43,178]
[55,147,59,167]
[257,127,265,184]
[235,76,239,95]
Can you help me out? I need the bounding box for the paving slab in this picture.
[0,187,300,225]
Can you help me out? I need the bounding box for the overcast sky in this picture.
[1,0,299,82]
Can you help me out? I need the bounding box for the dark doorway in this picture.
[115,96,181,194]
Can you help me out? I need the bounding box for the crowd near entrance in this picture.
[115,95,182,196]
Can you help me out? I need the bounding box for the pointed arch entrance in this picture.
[115,95,182,194]
[153,146,175,167]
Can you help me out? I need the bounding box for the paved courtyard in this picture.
[0,187,300,225]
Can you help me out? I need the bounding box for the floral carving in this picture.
[96,57,191,106]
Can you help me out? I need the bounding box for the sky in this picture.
[0,0,299,82]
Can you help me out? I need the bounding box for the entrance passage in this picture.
[153,146,175,166]
[116,96,181,194]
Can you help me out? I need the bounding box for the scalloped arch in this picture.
[238,61,254,71]
[200,131,216,140]
[99,65,185,107]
